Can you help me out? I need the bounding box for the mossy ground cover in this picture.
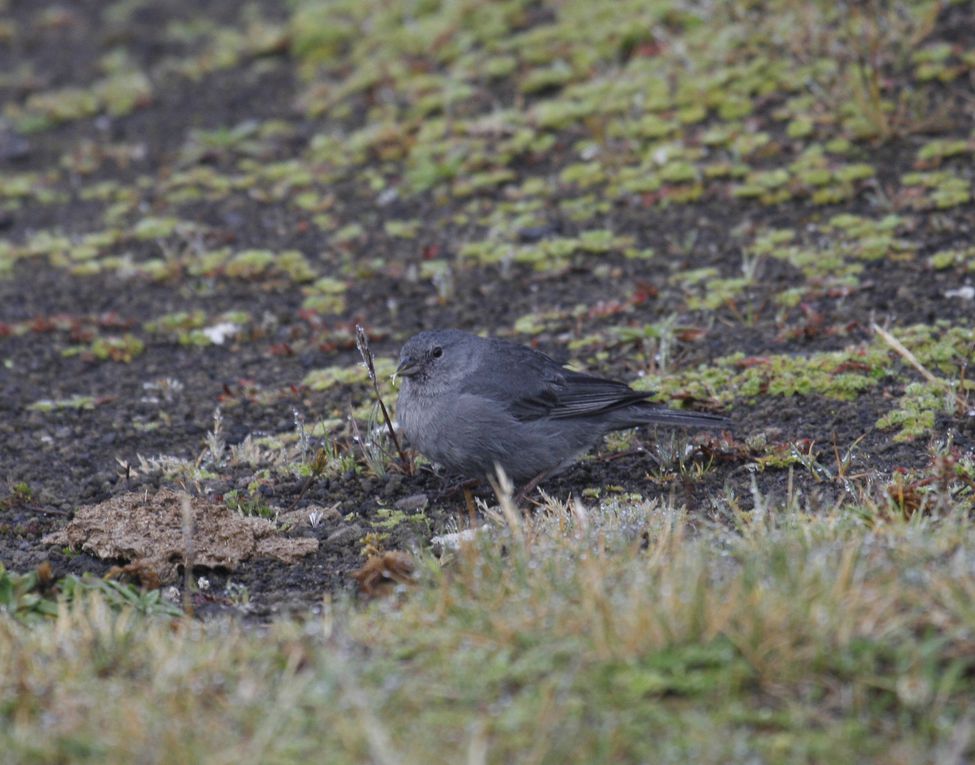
[1,0,974,761]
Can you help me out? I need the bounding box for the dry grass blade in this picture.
[354,324,412,473]
[873,323,970,413]
[180,492,194,618]
[487,465,526,551]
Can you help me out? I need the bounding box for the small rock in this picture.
[394,493,428,512]
[945,286,974,301]
[517,223,559,243]
[279,503,341,529]
[431,525,491,553]
[382,474,403,497]
[325,524,362,547]
[0,132,30,161]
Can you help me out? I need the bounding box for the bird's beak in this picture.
[395,356,421,379]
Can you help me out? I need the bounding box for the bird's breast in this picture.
[396,383,447,455]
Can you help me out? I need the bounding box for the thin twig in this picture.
[354,324,412,473]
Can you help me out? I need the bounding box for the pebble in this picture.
[325,524,362,547]
[431,525,491,552]
[394,493,428,512]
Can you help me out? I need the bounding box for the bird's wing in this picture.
[514,371,651,421]
[460,344,650,422]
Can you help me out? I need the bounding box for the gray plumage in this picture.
[395,329,727,485]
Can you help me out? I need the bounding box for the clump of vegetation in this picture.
[2,491,974,762]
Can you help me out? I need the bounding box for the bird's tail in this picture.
[622,404,729,431]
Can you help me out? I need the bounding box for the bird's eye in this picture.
[432,346,443,358]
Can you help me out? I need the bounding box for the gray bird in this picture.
[395,329,726,488]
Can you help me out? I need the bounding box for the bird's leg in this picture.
[463,487,478,525]
[514,467,557,506]
[434,476,483,501]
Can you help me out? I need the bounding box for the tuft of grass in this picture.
[223,487,275,519]
[0,564,182,624]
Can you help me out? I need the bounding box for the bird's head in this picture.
[395,329,481,388]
